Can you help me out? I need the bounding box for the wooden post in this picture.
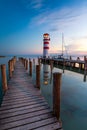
[8,60,12,78]
[29,61,32,76]
[26,59,28,70]
[50,60,53,72]
[73,62,75,68]
[11,60,14,72]
[79,63,81,72]
[63,59,65,73]
[38,58,40,64]
[23,58,25,66]
[24,59,26,68]
[33,59,35,64]
[53,72,62,120]
[1,64,8,91]
[36,65,40,89]
[84,56,87,82]
[70,56,72,60]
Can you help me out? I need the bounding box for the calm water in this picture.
[31,59,87,130]
[0,56,87,130]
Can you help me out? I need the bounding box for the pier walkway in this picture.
[0,61,62,130]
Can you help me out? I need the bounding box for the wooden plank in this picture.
[3,94,43,101]
[0,109,51,124]
[0,100,47,111]
[34,122,62,130]
[6,117,58,130]
[0,103,49,118]
[0,113,53,130]
[2,97,45,106]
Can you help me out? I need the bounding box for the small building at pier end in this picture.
[43,33,50,58]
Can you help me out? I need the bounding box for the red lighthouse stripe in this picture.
[44,47,49,49]
[44,42,49,44]
[44,39,50,41]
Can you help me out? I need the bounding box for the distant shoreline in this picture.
[0,56,6,58]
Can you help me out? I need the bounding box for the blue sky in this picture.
[0,0,87,56]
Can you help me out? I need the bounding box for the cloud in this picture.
[21,0,44,9]
[30,0,44,9]
[63,36,87,55]
[29,5,87,33]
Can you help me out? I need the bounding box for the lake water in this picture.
[0,56,87,130]
[32,59,87,130]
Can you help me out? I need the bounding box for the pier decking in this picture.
[0,61,62,130]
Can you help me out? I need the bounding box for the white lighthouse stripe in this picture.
[44,44,49,47]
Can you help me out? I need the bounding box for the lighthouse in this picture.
[43,33,50,58]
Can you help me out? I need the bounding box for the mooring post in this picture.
[50,60,53,72]
[36,65,40,89]
[29,61,32,76]
[11,59,14,72]
[26,59,28,70]
[24,59,26,68]
[69,56,72,70]
[84,56,87,82]
[38,58,40,64]
[8,60,12,78]
[63,59,65,73]
[53,72,62,120]
[33,59,35,64]
[1,64,8,92]
[22,58,24,66]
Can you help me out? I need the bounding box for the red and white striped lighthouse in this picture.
[43,33,50,58]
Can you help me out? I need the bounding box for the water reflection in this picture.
[43,64,49,85]
[41,62,87,130]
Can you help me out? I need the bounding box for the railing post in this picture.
[36,65,40,89]
[29,61,32,76]
[1,64,8,92]
[53,72,62,120]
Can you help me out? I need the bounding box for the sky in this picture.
[0,0,87,56]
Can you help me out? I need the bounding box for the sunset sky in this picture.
[0,0,87,56]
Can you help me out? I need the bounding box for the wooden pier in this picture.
[0,60,62,130]
[41,57,87,81]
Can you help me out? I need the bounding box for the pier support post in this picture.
[50,60,53,72]
[63,59,65,73]
[8,60,12,78]
[33,59,35,64]
[11,60,14,72]
[53,72,62,120]
[26,59,28,70]
[24,59,26,68]
[29,61,32,76]
[36,65,40,89]
[1,64,8,92]
[84,56,87,82]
